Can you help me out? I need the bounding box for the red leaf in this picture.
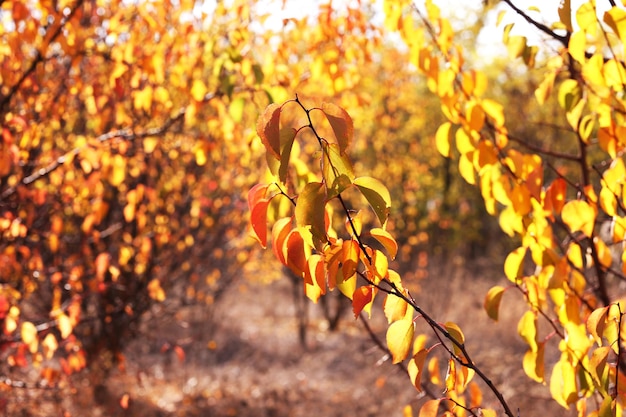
[272,217,293,265]
[285,229,307,276]
[250,199,270,248]
[352,285,374,318]
[248,183,269,211]
[256,103,282,159]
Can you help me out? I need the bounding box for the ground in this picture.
[5,255,573,417]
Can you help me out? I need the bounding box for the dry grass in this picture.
[2,251,575,417]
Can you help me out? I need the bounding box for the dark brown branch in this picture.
[501,0,569,46]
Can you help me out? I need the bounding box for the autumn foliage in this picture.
[250,1,626,416]
[2,0,626,415]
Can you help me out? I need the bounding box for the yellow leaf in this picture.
[455,127,476,154]
[191,79,207,101]
[507,35,527,59]
[518,310,538,352]
[568,30,587,64]
[435,122,452,157]
[593,236,613,269]
[564,322,591,357]
[504,247,526,282]
[110,154,126,187]
[444,321,465,357]
[562,200,596,237]
[445,358,456,393]
[21,321,38,354]
[558,79,581,112]
[58,314,73,339]
[604,7,626,42]
[384,293,408,323]
[550,358,577,409]
[304,254,325,303]
[484,285,505,321]
[576,1,597,35]
[458,152,475,185]
[386,319,415,364]
[353,176,391,227]
[42,333,58,360]
[523,344,545,383]
[599,186,617,216]
[481,98,505,127]
[603,59,626,90]
[535,72,556,105]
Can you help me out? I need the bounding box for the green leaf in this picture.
[353,176,391,227]
[322,142,354,198]
[321,103,353,154]
[295,182,327,250]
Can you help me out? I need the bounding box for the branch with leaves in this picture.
[249,96,514,417]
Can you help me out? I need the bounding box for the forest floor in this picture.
[7,253,573,417]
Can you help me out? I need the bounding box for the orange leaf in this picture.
[546,178,567,215]
[341,239,360,282]
[256,103,282,159]
[407,349,428,391]
[304,254,325,303]
[272,217,292,265]
[321,103,353,155]
[352,285,374,318]
[387,319,415,364]
[445,358,456,393]
[147,279,166,302]
[371,228,398,260]
[250,199,270,248]
[586,306,609,346]
[120,393,130,410]
[418,399,441,417]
